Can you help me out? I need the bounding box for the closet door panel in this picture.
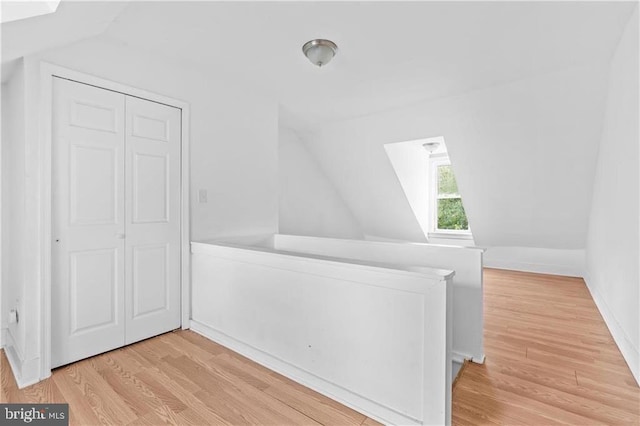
[124,96,181,344]
[51,78,126,368]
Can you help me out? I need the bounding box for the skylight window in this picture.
[1,1,61,24]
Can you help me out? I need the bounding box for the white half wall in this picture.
[191,241,453,425]
[273,234,485,363]
[279,126,363,239]
[585,6,639,385]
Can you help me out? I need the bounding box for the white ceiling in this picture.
[101,1,635,127]
[2,1,635,126]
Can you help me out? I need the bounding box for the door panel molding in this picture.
[132,151,170,224]
[69,248,119,336]
[132,243,169,319]
[132,114,169,142]
[69,100,119,133]
[69,144,119,226]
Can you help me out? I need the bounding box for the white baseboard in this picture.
[584,274,640,386]
[485,261,580,277]
[4,331,22,384]
[190,320,418,425]
[3,329,41,389]
[452,350,484,365]
[484,247,585,277]
[1,328,6,348]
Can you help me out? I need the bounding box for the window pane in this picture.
[438,165,459,195]
[437,198,469,230]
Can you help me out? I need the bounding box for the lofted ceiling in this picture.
[1,1,637,251]
[2,1,635,126]
[103,1,635,127]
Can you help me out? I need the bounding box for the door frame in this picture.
[40,63,191,379]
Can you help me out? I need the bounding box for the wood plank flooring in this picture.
[1,268,638,425]
[1,330,380,425]
[453,268,640,425]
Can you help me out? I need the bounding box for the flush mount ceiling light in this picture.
[422,142,441,153]
[302,39,338,67]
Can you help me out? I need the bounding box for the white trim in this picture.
[39,62,191,381]
[4,331,22,382]
[3,329,40,389]
[484,258,583,278]
[584,273,640,386]
[192,241,455,282]
[0,328,5,348]
[451,350,485,365]
[180,100,191,330]
[190,320,411,426]
[334,234,484,252]
[483,246,585,278]
[428,232,473,241]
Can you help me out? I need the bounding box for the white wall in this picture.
[1,35,279,384]
[1,60,27,358]
[383,140,431,239]
[279,126,363,239]
[37,36,279,241]
[298,63,610,253]
[0,83,2,347]
[484,247,585,277]
[585,6,639,384]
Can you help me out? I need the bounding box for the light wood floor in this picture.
[1,268,638,425]
[0,330,382,425]
[453,268,640,425]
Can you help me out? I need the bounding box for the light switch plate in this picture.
[198,189,208,203]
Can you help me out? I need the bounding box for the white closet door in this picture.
[124,96,181,344]
[51,78,126,368]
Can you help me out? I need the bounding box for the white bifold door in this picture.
[52,78,181,368]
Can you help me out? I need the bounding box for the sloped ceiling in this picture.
[299,63,612,248]
[100,1,633,128]
[2,1,636,249]
[1,1,129,80]
[3,1,633,124]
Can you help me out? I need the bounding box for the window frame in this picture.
[428,155,473,239]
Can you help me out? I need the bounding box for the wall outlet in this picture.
[198,189,208,203]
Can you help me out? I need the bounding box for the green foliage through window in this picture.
[438,165,459,195]
[438,198,469,230]
[436,165,469,231]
